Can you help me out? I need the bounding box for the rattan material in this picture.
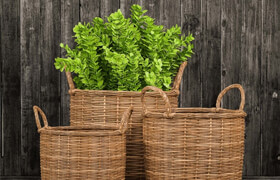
[33,105,133,180]
[141,84,246,180]
[65,61,187,179]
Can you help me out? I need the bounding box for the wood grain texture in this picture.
[1,0,21,175]
[240,0,262,176]
[140,0,160,24]
[0,0,3,175]
[20,0,40,176]
[221,0,242,109]
[120,0,141,18]
[262,0,280,176]
[40,0,61,126]
[201,0,221,107]
[221,0,262,176]
[244,177,280,180]
[180,0,202,107]
[0,176,40,180]
[60,0,79,126]
[141,0,181,28]
[80,0,99,22]
[37,2,61,175]
[100,0,120,19]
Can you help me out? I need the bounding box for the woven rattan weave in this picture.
[141,84,246,180]
[34,106,133,180]
[65,61,187,179]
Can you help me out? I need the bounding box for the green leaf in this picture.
[54,4,194,91]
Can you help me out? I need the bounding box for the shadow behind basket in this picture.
[66,61,187,179]
[33,106,133,180]
[141,84,247,180]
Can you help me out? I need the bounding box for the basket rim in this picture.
[69,88,179,96]
[144,107,247,119]
[39,124,123,136]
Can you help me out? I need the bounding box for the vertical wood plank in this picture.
[160,0,181,28]
[60,0,79,126]
[221,0,242,107]
[180,0,202,107]
[241,0,262,176]
[120,0,141,18]
[0,0,3,175]
[100,0,120,19]
[1,0,21,176]
[40,0,61,126]
[221,0,243,169]
[80,0,99,23]
[221,0,262,176]
[262,0,280,175]
[141,0,181,28]
[140,0,160,24]
[201,0,221,107]
[20,0,40,175]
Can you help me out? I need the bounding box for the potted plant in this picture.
[55,4,194,179]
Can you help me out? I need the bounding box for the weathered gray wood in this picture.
[20,0,41,176]
[262,0,280,176]
[180,0,202,107]
[0,0,3,175]
[100,0,120,19]
[221,0,262,176]
[0,176,40,180]
[160,0,181,28]
[60,0,79,126]
[221,0,242,108]
[80,0,99,22]
[1,0,21,176]
[243,177,280,180]
[141,0,181,28]
[201,0,221,107]
[240,0,262,176]
[140,0,160,24]
[37,0,61,175]
[40,0,61,126]
[120,0,141,18]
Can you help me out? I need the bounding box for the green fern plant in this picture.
[55,4,194,91]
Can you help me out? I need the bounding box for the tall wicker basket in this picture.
[65,61,187,179]
[141,84,246,180]
[33,105,133,180]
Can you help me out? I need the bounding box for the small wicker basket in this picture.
[141,84,246,180]
[65,61,187,179]
[33,105,133,180]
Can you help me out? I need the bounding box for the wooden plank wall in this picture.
[0,0,280,179]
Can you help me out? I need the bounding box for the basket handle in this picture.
[172,61,188,91]
[33,106,49,131]
[119,106,133,133]
[216,84,245,110]
[141,86,173,118]
[65,70,75,94]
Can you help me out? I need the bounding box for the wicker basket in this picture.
[65,61,187,179]
[33,105,133,180]
[141,84,247,180]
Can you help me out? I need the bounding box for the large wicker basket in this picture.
[141,84,246,180]
[33,105,133,180]
[65,61,187,179]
